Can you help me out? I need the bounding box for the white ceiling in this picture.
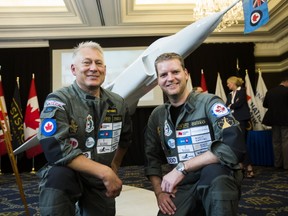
[0,0,287,49]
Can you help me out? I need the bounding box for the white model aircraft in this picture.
[13,0,240,155]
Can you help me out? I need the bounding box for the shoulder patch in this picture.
[44,100,65,110]
[211,103,229,117]
[216,116,236,129]
[41,118,57,136]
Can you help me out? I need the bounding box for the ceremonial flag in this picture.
[24,74,42,159]
[255,71,268,125]
[200,69,208,93]
[9,78,25,150]
[215,72,227,103]
[243,0,270,34]
[245,71,265,130]
[0,76,9,156]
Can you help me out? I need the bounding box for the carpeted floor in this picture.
[0,165,287,216]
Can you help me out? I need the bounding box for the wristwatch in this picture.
[175,162,188,175]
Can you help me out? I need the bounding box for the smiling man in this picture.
[37,41,132,216]
[144,52,246,216]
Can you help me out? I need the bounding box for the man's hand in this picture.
[157,192,176,215]
[161,168,185,193]
[102,169,123,198]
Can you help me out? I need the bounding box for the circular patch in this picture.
[250,10,262,26]
[211,103,229,117]
[85,137,95,148]
[69,138,78,149]
[41,118,57,136]
[167,139,176,149]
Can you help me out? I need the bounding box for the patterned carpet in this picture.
[0,166,287,216]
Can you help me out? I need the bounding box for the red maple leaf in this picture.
[25,104,40,130]
[45,122,53,131]
[215,105,225,113]
[252,13,260,22]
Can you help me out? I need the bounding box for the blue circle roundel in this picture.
[41,118,57,136]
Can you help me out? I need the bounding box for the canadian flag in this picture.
[200,69,208,93]
[245,71,266,130]
[0,76,9,156]
[24,74,43,159]
[215,72,227,103]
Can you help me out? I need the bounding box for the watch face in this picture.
[176,162,184,171]
[176,162,188,175]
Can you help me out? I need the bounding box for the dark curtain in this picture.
[0,47,50,173]
[185,43,255,95]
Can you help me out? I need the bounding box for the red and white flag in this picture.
[215,72,227,103]
[24,74,43,159]
[0,76,9,156]
[200,69,208,93]
[245,71,265,130]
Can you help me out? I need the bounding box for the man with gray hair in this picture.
[37,41,132,215]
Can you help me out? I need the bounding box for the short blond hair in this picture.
[227,76,244,87]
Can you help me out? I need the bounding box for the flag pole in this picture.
[30,156,36,174]
[0,156,2,175]
[30,73,37,174]
[0,80,30,216]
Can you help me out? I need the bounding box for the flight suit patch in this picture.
[211,103,229,117]
[69,119,78,134]
[41,118,57,136]
[85,114,94,133]
[216,116,235,129]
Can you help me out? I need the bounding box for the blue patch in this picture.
[41,118,57,136]
[176,137,192,145]
[98,130,113,138]
[44,107,56,113]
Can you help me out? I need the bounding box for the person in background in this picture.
[144,52,245,216]
[226,76,254,178]
[37,41,132,216]
[192,86,204,93]
[262,76,288,170]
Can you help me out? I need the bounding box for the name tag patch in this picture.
[175,120,211,162]
[97,116,122,154]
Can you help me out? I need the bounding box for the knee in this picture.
[210,175,240,200]
[209,176,240,216]
[44,166,81,196]
[39,188,76,216]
